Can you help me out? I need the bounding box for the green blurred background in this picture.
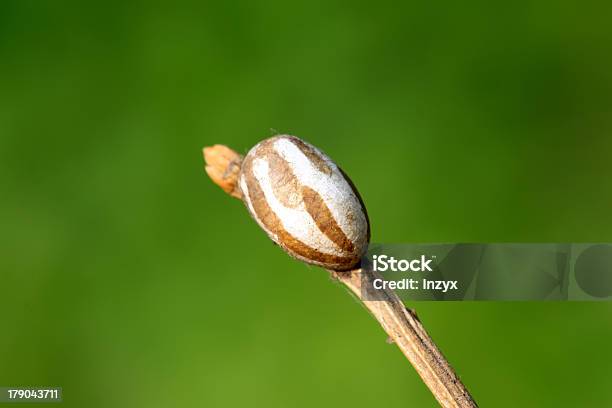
[1,1,611,407]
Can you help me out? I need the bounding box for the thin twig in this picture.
[203,145,478,408]
[331,269,477,408]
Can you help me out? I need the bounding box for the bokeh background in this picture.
[1,1,612,407]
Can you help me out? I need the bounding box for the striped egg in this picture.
[239,135,370,271]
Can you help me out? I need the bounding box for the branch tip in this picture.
[202,145,243,199]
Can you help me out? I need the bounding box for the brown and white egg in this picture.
[239,135,370,271]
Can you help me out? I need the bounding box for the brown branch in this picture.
[203,145,478,408]
[331,269,477,407]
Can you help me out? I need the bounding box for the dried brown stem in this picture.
[203,145,477,408]
[331,269,477,407]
